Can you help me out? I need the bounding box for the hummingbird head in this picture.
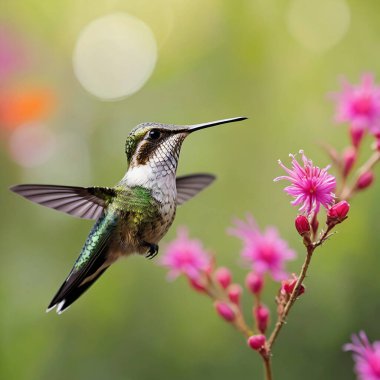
[125,117,247,170]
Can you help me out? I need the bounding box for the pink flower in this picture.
[274,150,336,215]
[333,74,380,135]
[160,227,210,280]
[229,215,295,281]
[344,331,380,380]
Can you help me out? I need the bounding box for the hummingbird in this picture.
[10,116,247,314]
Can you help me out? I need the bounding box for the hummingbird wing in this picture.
[47,211,119,314]
[176,174,216,205]
[10,184,116,220]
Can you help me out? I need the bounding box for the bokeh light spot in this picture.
[287,0,350,53]
[73,13,157,101]
[9,123,56,167]
[0,24,29,82]
[0,87,56,130]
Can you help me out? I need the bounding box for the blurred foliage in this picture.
[1,1,380,379]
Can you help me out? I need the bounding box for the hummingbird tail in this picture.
[47,265,110,314]
[47,212,118,314]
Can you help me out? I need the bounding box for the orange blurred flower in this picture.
[0,86,56,130]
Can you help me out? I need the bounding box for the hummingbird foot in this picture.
[143,242,159,260]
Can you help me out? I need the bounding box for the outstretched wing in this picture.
[47,212,119,314]
[176,174,216,205]
[10,184,116,220]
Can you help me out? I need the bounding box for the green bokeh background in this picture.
[1,1,380,379]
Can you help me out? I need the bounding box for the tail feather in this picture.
[47,212,118,314]
[48,267,109,314]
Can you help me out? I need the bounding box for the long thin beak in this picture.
[187,116,247,132]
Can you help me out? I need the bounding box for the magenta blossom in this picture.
[333,74,380,135]
[344,331,380,380]
[159,227,211,280]
[229,214,295,281]
[274,150,336,215]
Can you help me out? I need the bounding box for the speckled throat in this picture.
[120,133,186,200]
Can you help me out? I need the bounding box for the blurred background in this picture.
[1,1,380,379]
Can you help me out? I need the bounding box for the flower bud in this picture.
[375,138,380,152]
[350,124,365,149]
[343,147,357,177]
[215,267,232,289]
[228,284,242,305]
[327,201,350,223]
[245,272,264,294]
[215,302,236,322]
[281,275,305,297]
[254,305,270,333]
[247,334,266,351]
[294,215,310,236]
[355,171,374,190]
[188,277,207,293]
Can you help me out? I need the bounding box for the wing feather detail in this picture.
[10,184,116,220]
[176,174,216,205]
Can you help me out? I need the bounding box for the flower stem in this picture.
[262,355,272,380]
[267,243,314,349]
[265,225,334,372]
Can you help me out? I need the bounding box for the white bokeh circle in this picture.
[73,13,157,100]
[287,0,350,53]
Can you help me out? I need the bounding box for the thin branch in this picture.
[262,356,272,380]
[267,243,314,349]
[340,150,380,200]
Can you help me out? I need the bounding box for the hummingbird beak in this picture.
[186,116,247,133]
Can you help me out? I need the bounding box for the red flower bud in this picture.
[188,277,207,293]
[215,267,232,289]
[228,284,242,305]
[327,201,350,222]
[356,171,374,190]
[254,305,270,333]
[343,147,357,177]
[215,302,235,322]
[294,215,310,236]
[281,274,305,297]
[245,272,264,294]
[349,124,365,149]
[247,334,266,351]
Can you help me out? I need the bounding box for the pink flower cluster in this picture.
[158,74,380,378]
[159,219,299,354]
[345,331,380,380]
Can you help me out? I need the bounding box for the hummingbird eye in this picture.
[148,129,161,140]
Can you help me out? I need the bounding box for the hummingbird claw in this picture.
[144,242,159,260]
